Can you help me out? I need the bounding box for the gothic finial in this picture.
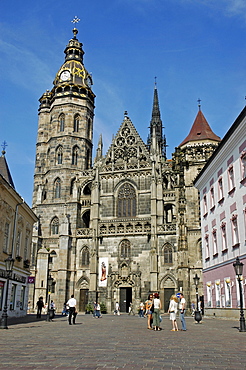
[71,16,80,39]
[124,111,128,119]
[197,98,201,111]
[1,140,7,155]
[154,76,157,88]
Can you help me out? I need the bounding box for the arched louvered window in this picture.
[59,114,65,132]
[72,146,79,165]
[118,183,136,217]
[56,146,63,165]
[51,217,59,235]
[163,244,173,264]
[120,239,130,259]
[74,114,80,132]
[54,178,61,198]
[81,247,90,266]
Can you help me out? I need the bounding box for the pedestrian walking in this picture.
[114,302,120,315]
[128,302,135,315]
[152,292,162,331]
[36,297,44,318]
[168,295,179,331]
[67,294,77,325]
[179,292,187,331]
[95,302,102,318]
[145,294,153,329]
[62,302,68,316]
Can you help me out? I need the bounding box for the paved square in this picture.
[0,313,245,369]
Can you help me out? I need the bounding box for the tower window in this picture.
[59,114,65,132]
[56,146,63,165]
[51,217,59,235]
[72,146,79,165]
[117,183,136,217]
[85,149,90,169]
[74,114,80,132]
[54,178,61,198]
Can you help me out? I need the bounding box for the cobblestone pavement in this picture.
[0,313,245,369]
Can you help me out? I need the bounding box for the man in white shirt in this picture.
[66,294,77,325]
[179,293,187,331]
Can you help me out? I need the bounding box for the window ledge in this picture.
[240,177,246,186]
[218,197,224,205]
[210,205,215,212]
[222,248,228,254]
[228,187,235,196]
[203,212,208,218]
[232,243,240,249]
[205,257,210,262]
[213,253,218,258]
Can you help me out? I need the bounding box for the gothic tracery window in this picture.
[117,183,136,217]
[81,247,90,266]
[59,114,65,132]
[72,146,79,165]
[74,114,80,132]
[54,178,61,198]
[56,146,63,164]
[120,239,130,259]
[51,217,59,235]
[163,244,173,264]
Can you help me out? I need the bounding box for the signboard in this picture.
[28,276,35,284]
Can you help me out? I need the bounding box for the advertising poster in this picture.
[98,257,108,287]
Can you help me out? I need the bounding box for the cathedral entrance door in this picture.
[79,289,89,312]
[120,287,132,313]
[164,288,175,312]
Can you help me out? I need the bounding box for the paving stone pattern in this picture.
[0,314,245,369]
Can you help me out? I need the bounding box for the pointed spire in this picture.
[95,134,103,160]
[148,79,167,158]
[179,106,221,147]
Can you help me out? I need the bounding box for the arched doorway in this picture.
[163,276,176,312]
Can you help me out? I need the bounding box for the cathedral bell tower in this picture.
[31,23,95,309]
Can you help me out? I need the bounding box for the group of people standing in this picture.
[144,292,187,331]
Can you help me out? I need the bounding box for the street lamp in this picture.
[46,275,54,322]
[0,255,15,329]
[233,257,246,332]
[193,273,202,323]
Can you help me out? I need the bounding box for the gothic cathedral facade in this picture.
[30,27,221,313]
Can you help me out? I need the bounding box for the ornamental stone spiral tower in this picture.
[30,26,221,313]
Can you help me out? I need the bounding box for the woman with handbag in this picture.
[168,295,179,331]
[145,294,153,329]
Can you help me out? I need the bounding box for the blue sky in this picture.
[1,0,246,206]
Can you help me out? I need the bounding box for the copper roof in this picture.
[179,110,221,147]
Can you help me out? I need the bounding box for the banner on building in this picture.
[28,276,35,284]
[98,257,108,287]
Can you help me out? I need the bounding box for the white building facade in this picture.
[194,107,246,318]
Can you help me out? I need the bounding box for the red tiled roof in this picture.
[179,110,221,147]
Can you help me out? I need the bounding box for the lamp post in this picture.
[0,255,15,329]
[46,274,53,322]
[193,273,202,323]
[233,257,246,332]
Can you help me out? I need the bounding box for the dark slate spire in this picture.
[147,80,167,158]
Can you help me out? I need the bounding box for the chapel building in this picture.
[30,26,221,313]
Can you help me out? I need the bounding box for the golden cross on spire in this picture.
[71,16,80,24]
[197,98,201,111]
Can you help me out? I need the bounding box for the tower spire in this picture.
[147,79,167,158]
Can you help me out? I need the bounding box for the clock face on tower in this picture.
[60,70,71,81]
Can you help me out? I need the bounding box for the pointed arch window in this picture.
[81,247,90,266]
[72,146,79,165]
[56,146,63,165]
[59,114,65,132]
[163,244,173,264]
[70,178,76,195]
[120,239,130,259]
[74,114,80,132]
[85,148,90,169]
[51,217,59,235]
[117,183,136,217]
[54,178,61,198]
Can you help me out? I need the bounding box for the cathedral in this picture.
[29,25,221,313]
